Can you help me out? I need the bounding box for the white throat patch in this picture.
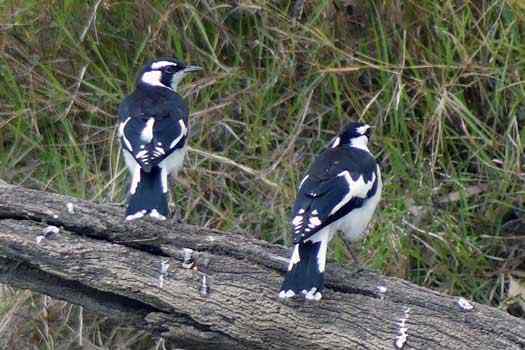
[170,71,187,91]
[350,135,369,151]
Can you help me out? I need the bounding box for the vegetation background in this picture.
[1,0,524,348]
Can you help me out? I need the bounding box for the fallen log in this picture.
[0,183,523,349]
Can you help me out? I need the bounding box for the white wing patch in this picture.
[141,118,155,143]
[169,119,187,149]
[136,150,148,159]
[298,175,309,189]
[292,215,303,226]
[331,137,341,148]
[308,216,321,228]
[153,146,165,156]
[119,117,133,151]
[329,171,376,216]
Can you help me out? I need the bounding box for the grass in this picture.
[1,0,525,347]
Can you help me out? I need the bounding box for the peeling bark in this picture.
[0,183,524,349]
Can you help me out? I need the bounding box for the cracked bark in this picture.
[0,183,524,350]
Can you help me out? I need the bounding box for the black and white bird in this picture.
[118,58,201,221]
[279,122,382,301]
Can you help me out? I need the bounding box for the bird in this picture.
[279,122,382,301]
[117,58,201,221]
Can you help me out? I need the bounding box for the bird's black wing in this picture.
[118,91,189,171]
[291,147,378,244]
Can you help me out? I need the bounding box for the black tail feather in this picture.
[126,167,169,220]
[280,241,324,300]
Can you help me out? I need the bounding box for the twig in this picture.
[436,184,489,204]
[190,101,232,118]
[78,306,83,347]
[266,90,313,174]
[62,0,103,120]
[188,147,279,189]
[80,0,103,42]
[61,64,88,120]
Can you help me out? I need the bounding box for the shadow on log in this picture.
[0,183,524,349]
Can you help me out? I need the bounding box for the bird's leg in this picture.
[167,175,181,223]
[339,233,364,274]
[343,239,361,267]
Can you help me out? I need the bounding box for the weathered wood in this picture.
[0,183,524,350]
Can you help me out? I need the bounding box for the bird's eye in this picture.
[164,66,175,74]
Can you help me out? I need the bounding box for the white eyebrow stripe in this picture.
[151,61,177,69]
[356,125,370,135]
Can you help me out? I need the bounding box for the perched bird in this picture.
[118,58,201,221]
[279,122,382,301]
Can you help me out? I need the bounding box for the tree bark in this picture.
[0,183,523,350]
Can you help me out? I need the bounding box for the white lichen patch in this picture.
[377,285,388,293]
[66,202,75,214]
[395,307,411,349]
[37,226,60,244]
[457,297,474,311]
[158,259,170,288]
[160,259,170,274]
[182,248,194,269]
[43,225,60,235]
[200,275,209,297]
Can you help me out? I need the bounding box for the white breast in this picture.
[159,146,187,176]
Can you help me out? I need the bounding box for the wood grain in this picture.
[0,183,523,349]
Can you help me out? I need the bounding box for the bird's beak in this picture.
[183,65,202,73]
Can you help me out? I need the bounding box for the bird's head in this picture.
[138,58,202,91]
[330,122,372,150]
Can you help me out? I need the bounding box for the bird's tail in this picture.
[279,240,328,301]
[126,167,169,221]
